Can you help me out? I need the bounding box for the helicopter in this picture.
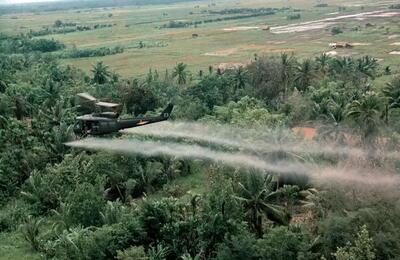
[73,93,173,137]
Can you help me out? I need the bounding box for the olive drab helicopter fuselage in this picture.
[73,93,173,137]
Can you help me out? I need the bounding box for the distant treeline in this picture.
[128,40,168,49]
[389,4,400,9]
[0,0,202,14]
[287,13,301,20]
[57,46,124,59]
[161,7,291,28]
[27,21,113,37]
[0,34,64,53]
[208,7,289,15]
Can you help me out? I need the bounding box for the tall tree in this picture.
[382,77,400,124]
[172,62,189,85]
[233,172,290,238]
[347,92,382,141]
[231,66,248,92]
[280,53,296,98]
[91,61,111,84]
[294,59,314,92]
[382,77,400,110]
[315,53,330,77]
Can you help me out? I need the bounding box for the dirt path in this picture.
[271,10,400,34]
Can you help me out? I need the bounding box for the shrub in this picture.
[45,220,145,260]
[257,227,314,260]
[331,27,343,35]
[205,96,287,127]
[139,198,180,244]
[333,225,376,260]
[117,246,148,260]
[216,233,259,260]
[20,215,43,252]
[318,214,355,257]
[287,14,301,20]
[0,199,32,232]
[64,182,106,227]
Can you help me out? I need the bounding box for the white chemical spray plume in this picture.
[66,138,309,174]
[66,121,400,190]
[121,121,393,159]
[66,137,400,190]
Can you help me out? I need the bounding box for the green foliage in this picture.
[205,96,287,127]
[91,61,111,84]
[64,181,106,228]
[215,232,259,260]
[0,34,65,53]
[46,218,144,259]
[282,90,313,126]
[121,80,159,115]
[117,246,148,260]
[295,59,315,92]
[172,63,189,85]
[21,170,60,214]
[59,46,124,59]
[0,200,33,232]
[233,171,290,237]
[189,74,232,109]
[148,244,170,260]
[347,91,383,141]
[139,197,180,244]
[331,27,343,35]
[101,201,125,225]
[333,225,376,260]
[383,77,400,110]
[247,56,284,106]
[19,215,43,252]
[287,13,301,20]
[257,226,314,260]
[318,213,356,257]
[199,171,246,257]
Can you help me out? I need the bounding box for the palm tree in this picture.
[280,53,296,98]
[160,157,182,181]
[355,56,378,79]
[294,59,314,92]
[20,215,43,251]
[231,66,248,92]
[233,172,290,238]
[91,61,111,84]
[172,63,189,85]
[0,79,7,93]
[347,92,382,141]
[382,77,400,110]
[315,53,330,77]
[320,100,347,144]
[40,79,60,107]
[382,78,400,124]
[329,57,354,78]
[148,244,170,260]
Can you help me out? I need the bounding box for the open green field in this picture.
[0,0,399,76]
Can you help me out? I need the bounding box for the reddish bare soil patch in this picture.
[292,127,317,140]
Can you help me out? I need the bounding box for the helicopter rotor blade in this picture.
[95,101,120,109]
[77,92,97,102]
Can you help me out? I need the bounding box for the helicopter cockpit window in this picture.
[84,121,93,133]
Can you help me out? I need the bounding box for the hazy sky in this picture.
[1,0,59,4]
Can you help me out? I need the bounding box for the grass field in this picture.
[1,0,399,76]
